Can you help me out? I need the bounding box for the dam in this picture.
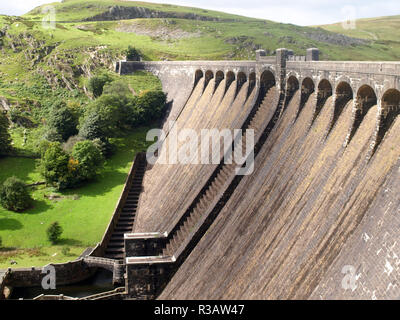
[3,48,400,300]
[119,48,400,300]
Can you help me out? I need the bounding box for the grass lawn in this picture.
[0,127,151,268]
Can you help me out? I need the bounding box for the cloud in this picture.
[0,0,61,16]
[0,0,399,25]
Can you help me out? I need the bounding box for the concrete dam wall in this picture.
[119,50,400,299]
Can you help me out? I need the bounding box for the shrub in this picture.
[47,102,78,141]
[127,90,167,126]
[0,176,32,212]
[43,127,63,142]
[72,140,104,181]
[0,112,12,155]
[103,80,132,97]
[126,46,140,61]
[0,236,2,248]
[92,138,116,158]
[79,110,107,141]
[47,222,63,244]
[138,90,167,120]
[39,142,71,190]
[80,94,128,139]
[63,135,84,153]
[37,139,53,158]
[61,247,70,256]
[9,107,29,127]
[87,72,113,98]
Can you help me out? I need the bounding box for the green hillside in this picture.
[0,0,396,114]
[318,15,400,42]
[317,15,400,59]
[16,0,400,61]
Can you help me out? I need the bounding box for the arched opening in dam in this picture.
[237,72,247,96]
[333,81,354,136]
[286,76,299,102]
[215,71,225,92]
[375,88,400,152]
[260,70,276,97]
[194,69,204,87]
[353,85,377,142]
[225,71,236,93]
[205,70,214,89]
[248,72,256,97]
[314,79,333,123]
[298,77,315,117]
[254,70,276,119]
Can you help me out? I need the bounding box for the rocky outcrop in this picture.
[37,46,122,91]
[84,5,234,22]
[301,28,367,46]
[0,97,11,111]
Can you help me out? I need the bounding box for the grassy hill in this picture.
[15,0,400,61]
[1,0,396,115]
[317,15,400,60]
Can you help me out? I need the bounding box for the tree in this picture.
[87,72,113,98]
[79,94,129,139]
[0,176,32,212]
[136,90,167,124]
[47,102,78,141]
[126,46,140,61]
[0,112,12,155]
[72,140,104,181]
[47,222,63,244]
[39,142,71,190]
[79,110,107,141]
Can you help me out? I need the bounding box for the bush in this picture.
[0,112,12,155]
[87,72,113,98]
[61,247,70,256]
[47,222,63,244]
[126,46,140,61]
[79,94,129,139]
[92,138,116,158]
[126,90,167,126]
[0,176,32,212]
[37,139,52,158]
[47,102,78,141]
[72,140,104,181]
[0,236,2,248]
[63,135,84,153]
[137,90,167,122]
[103,80,132,97]
[43,127,63,142]
[39,142,71,190]
[79,111,107,141]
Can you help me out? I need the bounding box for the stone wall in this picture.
[3,259,94,288]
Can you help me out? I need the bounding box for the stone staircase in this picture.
[104,158,147,260]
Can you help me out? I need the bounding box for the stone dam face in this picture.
[118,50,400,299]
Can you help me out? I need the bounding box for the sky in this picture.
[1,0,399,26]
